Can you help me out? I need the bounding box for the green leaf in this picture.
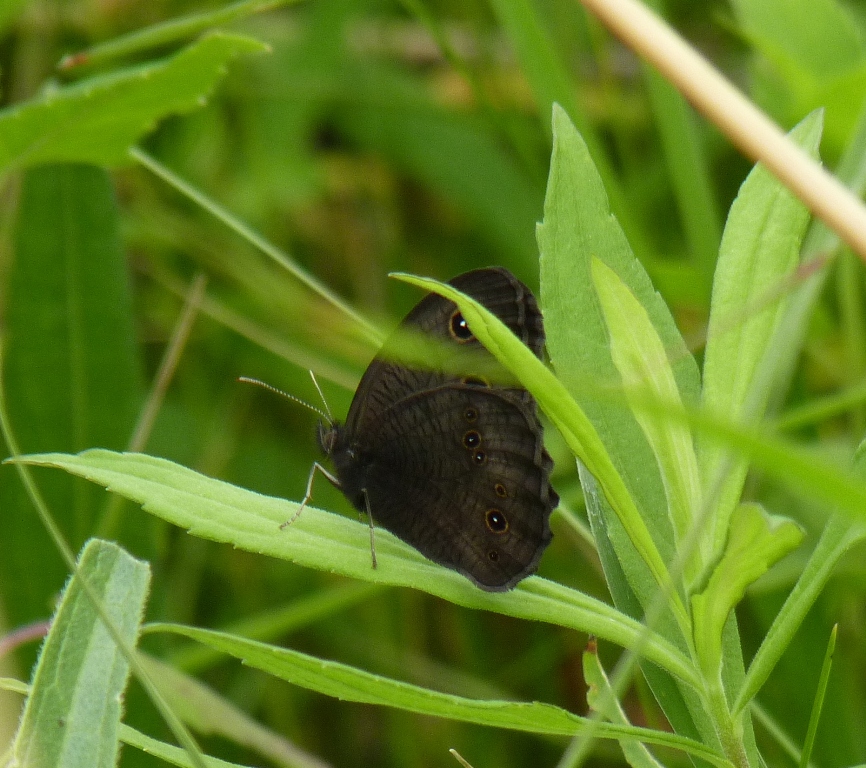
[699,111,823,556]
[0,32,267,173]
[150,623,733,768]
[11,539,150,768]
[0,164,144,636]
[691,503,803,678]
[591,256,704,579]
[63,0,298,70]
[521,104,710,744]
[12,449,699,688]
[537,104,701,610]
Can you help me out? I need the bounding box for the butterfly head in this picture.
[316,419,342,458]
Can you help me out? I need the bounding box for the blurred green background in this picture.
[1,0,865,766]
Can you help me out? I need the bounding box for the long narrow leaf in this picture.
[12,449,699,688]
[150,623,733,768]
[591,256,704,576]
[0,164,144,635]
[700,111,823,554]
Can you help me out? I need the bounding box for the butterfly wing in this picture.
[360,385,557,591]
[344,267,544,435]
[324,266,556,590]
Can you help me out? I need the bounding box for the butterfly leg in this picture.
[280,461,341,529]
[362,489,378,570]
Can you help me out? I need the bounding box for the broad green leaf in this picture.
[583,642,666,768]
[591,256,704,578]
[13,450,699,688]
[537,104,701,610]
[0,32,267,173]
[12,539,150,768]
[0,164,144,637]
[700,111,822,556]
[150,623,733,768]
[692,504,803,679]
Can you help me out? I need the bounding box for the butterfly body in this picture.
[318,268,557,591]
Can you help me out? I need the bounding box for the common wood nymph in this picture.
[316,267,557,591]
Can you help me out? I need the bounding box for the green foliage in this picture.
[1,1,866,767]
[11,540,150,768]
[0,34,267,172]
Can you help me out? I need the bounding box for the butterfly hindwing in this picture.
[359,386,555,590]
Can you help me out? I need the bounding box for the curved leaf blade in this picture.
[11,449,698,688]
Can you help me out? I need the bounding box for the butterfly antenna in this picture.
[308,369,334,423]
[237,376,329,422]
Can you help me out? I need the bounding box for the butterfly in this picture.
[309,267,557,591]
